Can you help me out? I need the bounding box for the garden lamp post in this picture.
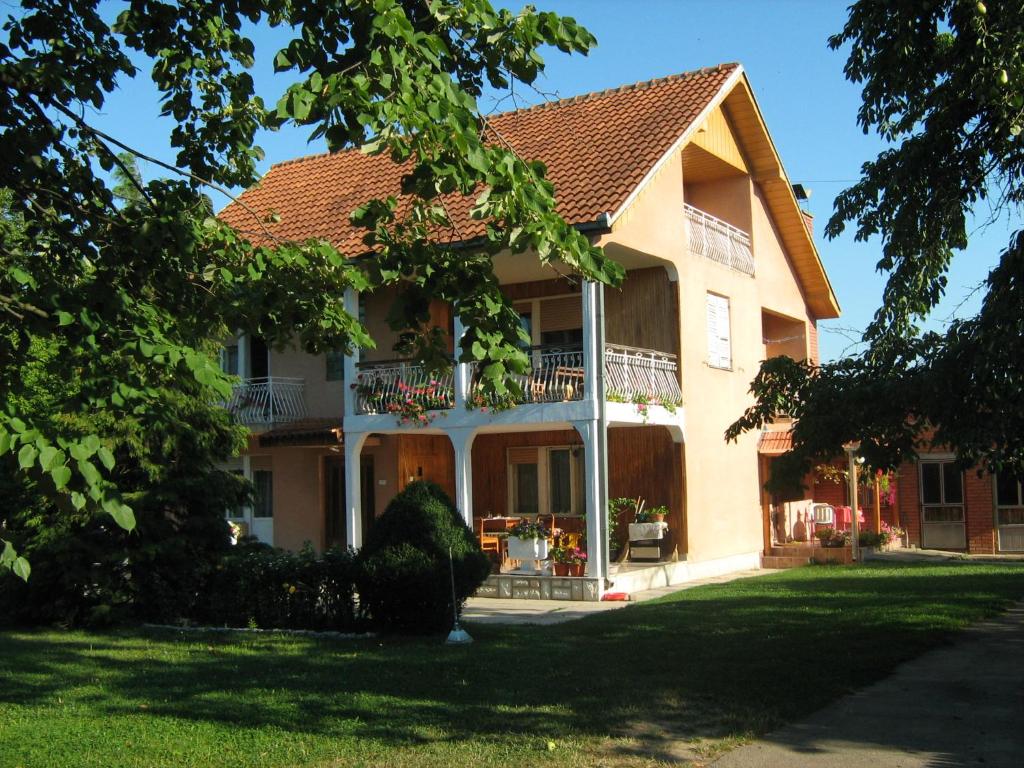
[843,441,861,562]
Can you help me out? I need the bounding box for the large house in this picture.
[219,63,841,599]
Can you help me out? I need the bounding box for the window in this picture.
[920,461,962,506]
[221,345,239,376]
[706,293,732,369]
[253,470,273,518]
[540,327,583,347]
[508,446,584,516]
[325,349,345,381]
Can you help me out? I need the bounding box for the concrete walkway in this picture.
[713,601,1024,768]
[461,568,765,625]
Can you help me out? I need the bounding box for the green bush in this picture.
[199,543,364,632]
[356,481,490,634]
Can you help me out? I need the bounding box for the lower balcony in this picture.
[226,377,307,427]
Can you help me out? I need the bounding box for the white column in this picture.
[448,427,477,527]
[343,287,360,418]
[344,431,369,549]
[453,311,471,411]
[575,419,606,580]
[581,280,599,403]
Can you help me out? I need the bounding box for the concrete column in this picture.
[344,431,369,549]
[241,453,253,532]
[452,312,471,411]
[343,287,360,418]
[575,419,606,580]
[448,427,477,527]
[237,332,249,380]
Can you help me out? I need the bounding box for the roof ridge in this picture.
[491,62,740,117]
[267,62,740,171]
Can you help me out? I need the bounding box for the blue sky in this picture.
[95,0,1020,361]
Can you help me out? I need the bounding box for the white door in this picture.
[919,460,966,549]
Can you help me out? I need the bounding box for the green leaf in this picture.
[104,499,136,531]
[0,431,10,454]
[39,446,63,471]
[13,556,31,582]
[18,444,38,469]
[77,459,101,486]
[51,465,71,490]
[71,492,86,511]
[97,446,115,471]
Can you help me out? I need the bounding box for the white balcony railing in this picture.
[227,377,307,425]
[604,344,683,406]
[684,203,754,276]
[354,360,455,417]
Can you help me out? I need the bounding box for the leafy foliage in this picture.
[200,543,364,632]
[0,1,621,574]
[356,480,490,634]
[728,1,1024,487]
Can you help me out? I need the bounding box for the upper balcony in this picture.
[684,203,754,276]
[226,376,307,427]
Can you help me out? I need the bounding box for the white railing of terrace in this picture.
[227,377,307,425]
[684,203,755,276]
[473,344,586,406]
[355,360,455,416]
[604,344,682,406]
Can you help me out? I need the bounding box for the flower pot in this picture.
[507,536,549,562]
[651,514,665,523]
[552,562,569,576]
[567,562,585,577]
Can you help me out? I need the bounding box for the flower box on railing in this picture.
[506,536,549,562]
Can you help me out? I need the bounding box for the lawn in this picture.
[2,562,1023,768]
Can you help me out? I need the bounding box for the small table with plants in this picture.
[628,504,670,561]
[506,518,550,573]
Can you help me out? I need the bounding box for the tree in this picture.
[727,0,1024,486]
[0,0,622,576]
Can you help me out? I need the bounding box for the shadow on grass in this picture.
[2,562,1023,753]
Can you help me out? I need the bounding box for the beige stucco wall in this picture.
[596,139,819,562]
[269,344,344,419]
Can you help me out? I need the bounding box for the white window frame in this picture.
[706,292,732,370]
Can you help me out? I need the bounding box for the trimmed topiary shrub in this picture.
[356,481,490,634]
[199,543,365,632]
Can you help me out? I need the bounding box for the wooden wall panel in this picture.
[605,267,679,356]
[397,435,456,501]
[501,277,580,302]
[607,426,685,553]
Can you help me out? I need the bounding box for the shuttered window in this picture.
[706,293,732,369]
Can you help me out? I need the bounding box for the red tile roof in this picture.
[758,429,793,456]
[220,64,740,254]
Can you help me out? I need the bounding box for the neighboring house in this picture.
[218,63,841,598]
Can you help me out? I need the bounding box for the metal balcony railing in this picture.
[227,377,307,425]
[604,344,683,406]
[472,344,586,406]
[354,360,455,416]
[684,203,754,276]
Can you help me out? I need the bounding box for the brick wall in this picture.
[964,469,996,554]
[808,316,819,366]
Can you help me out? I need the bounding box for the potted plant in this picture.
[815,527,850,548]
[636,505,668,523]
[550,543,587,576]
[507,518,550,562]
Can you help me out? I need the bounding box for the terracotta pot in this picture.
[567,562,585,577]
[552,562,569,576]
[651,514,665,523]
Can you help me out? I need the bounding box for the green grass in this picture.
[2,562,1023,768]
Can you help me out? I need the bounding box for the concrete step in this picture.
[769,545,819,558]
[761,554,812,570]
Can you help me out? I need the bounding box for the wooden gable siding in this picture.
[501,277,580,302]
[605,267,679,355]
[686,105,749,176]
